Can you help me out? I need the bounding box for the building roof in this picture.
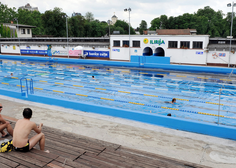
[156,29,197,35]
[112,15,117,18]
[3,23,36,28]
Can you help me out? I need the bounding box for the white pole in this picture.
[17,20,21,56]
[229,2,234,67]
[129,9,130,61]
[66,17,69,58]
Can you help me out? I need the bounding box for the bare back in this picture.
[13,119,37,147]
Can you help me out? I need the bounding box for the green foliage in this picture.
[0,1,233,38]
[85,12,94,22]
[15,29,17,37]
[0,2,17,23]
[139,20,147,35]
[68,15,86,37]
[114,20,135,35]
[150,6,231,38]
[41,7,67,37]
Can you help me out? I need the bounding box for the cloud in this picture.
[1,0,231,28]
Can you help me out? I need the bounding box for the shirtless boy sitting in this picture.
[13,108,49,153]
[0,103,13,138]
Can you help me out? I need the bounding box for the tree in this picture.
[150,17,161,30]
[41,7,67,37]
[114,20,135,34]
[68,15,86,37]
[0,2,17,23]
[85,12,94,22]
[139,20,147,35]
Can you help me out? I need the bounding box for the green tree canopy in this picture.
[41,7,67,37]
[139,20,147,35]
[85,12,94,22]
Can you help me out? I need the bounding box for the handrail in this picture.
[20,78,34,96]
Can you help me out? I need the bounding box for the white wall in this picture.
[110,35,210,64]
[1,44,20,54]
[0,44,110,57]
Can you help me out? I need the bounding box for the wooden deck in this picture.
[0,121,210,168]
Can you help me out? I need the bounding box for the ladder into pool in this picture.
[20,78,34,97]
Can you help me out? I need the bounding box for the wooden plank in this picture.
[113,148,189,168]
[0,153,41,168]
[0,163,11,168]
[0,156,19,167]
[47,161,73,168]
[44,133,106,154]
[30,148,59,160]
[15,165,29,168]
[22,151,55,164]
[99,150,157,168]
[55,156,91,168]
[44,146,79,161]
[119,147,210,168]
[6,151,47,167]
[84,152,131,168]
[44,139,86,156]
[42,127,120,149]
[74,158,99,168]
[102,148,181,168]
[77,154,118,168]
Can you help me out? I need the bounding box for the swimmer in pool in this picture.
[164,98,176,104]
[172,98,176,104]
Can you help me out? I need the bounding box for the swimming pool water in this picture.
[1,59,236,127]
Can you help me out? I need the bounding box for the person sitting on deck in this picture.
[13,108,49,153]
[0,103,13,138]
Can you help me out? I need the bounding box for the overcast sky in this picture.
[1,0,232,28]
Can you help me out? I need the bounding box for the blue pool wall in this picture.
[1,88,236,140]
[1,55,235,74]
[1,55,236,140]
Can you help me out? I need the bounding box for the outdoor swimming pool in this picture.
[1,58,236,127]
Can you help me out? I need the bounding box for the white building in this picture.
[3,23,36,38]
[18,3,38,11]
[110,29,212,65]
[111,14,118,25]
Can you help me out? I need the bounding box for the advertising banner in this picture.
[83,50,109,58]
[21,50,47,55]
[69,50,82,56]
[52,50,68,56]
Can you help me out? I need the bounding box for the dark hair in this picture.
[92,76,94,78]
[167,113,171,116]
[172,98,176,103]
[23,108,32,119]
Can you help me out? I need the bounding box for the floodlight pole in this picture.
[124,8,131,61]
[107,20,111,36]
[228,2,235,67]
[14,18,21,56]
[66,16,69,58]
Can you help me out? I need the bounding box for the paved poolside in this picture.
[1,95,236,168]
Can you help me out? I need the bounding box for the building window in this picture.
[180,41,190,49]
[123,40,129,47]
[27,29,30,34]
[168,41,177,48]
[193,41,203,49]
[132,41,140,47]
[21,29,25,34]
[113,40,120,47]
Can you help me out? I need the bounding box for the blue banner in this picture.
[21,50,48,55]
[83,50,109,58]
